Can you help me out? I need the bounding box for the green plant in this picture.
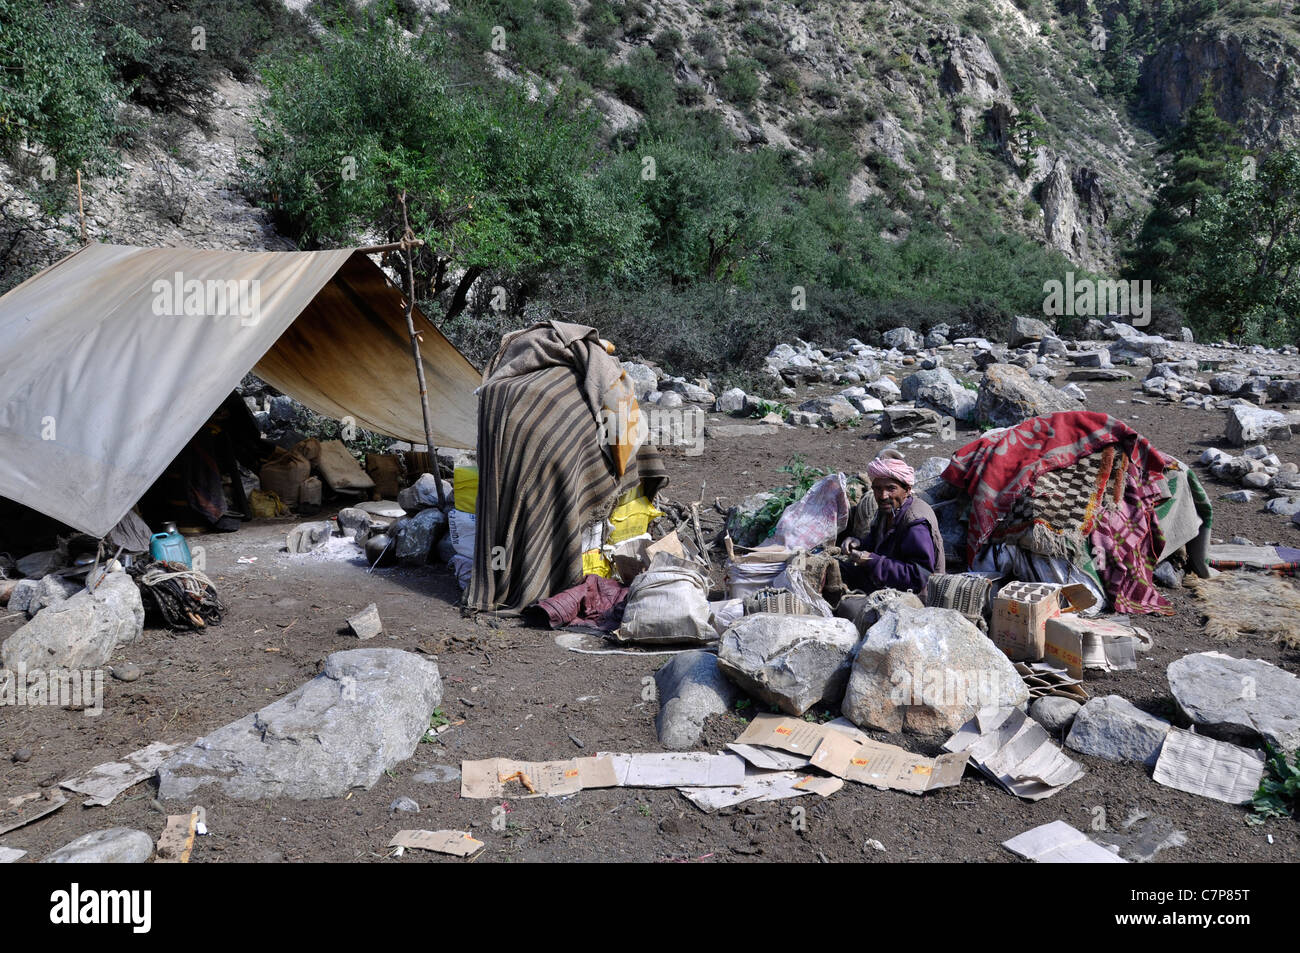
[1247,745,1300,824]
[421,707,451,741]
[249,15,647,323]
[0,0,125,206]
[749,399,786,419]
[752,455,828,538]
[637,803,651,816]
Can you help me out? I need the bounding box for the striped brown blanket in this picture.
[466,321,667,613]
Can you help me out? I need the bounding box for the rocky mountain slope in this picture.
[2,0,1297,295]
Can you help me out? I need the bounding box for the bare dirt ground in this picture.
[3,366,1299,864]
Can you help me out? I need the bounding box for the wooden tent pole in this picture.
[398,192,448,510]
[76,170,86,245]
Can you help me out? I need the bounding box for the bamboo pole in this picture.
[397,192,447,510]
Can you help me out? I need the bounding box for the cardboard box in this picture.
[990,581,1095,662]
[1044,615,1139,678]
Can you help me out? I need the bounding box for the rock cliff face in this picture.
[2,1,1297,291]
[1041,157,1113,272]
[1141,24,1300,145]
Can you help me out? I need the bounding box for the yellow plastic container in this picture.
[607,485,663,544]
[582,549,613,578]
[454,466,479,515]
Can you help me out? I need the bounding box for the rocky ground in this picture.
[2,321,1299,864]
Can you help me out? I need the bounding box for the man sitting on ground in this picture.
[838,451,944,595]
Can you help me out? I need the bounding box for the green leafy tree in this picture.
[603,131,782,284]
[0,0,125,273]
[248,15,646,321]
[1104,13,1140,99]
[1183,145,1300,342]
[0,0,122,196]
[1126,84,1243,291]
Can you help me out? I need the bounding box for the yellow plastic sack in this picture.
[607,485,663,544]
[249,489,287,519]
[454,466,479,515]
[582,549,613,578]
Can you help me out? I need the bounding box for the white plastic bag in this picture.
[448,508,477,559]
[771,472,849,551]
[723,540,793,600]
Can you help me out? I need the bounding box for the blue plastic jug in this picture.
[150,522,192,568]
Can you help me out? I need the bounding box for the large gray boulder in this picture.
[900,367,977,421]
[865,377,903,402]
[397,473,449,512]
[25,574,80,617]
[1108,333,1169,363]
[393,507,447,566]
[1064,695,1171,765]
[717,614,860,716]
[798,396,860,425]
[880,406,943,436]
[42,828,154,864]
[286,521,334,554]
[156,649,443,800]
[621,361,659,401]
[2,572,143,672]
[1072,350,1113,368]
[974,363,1081,428]
[1225,406,1292,447]
[1008,314,1051,347]
[654,650,740,750]
[714,387,749,415]
[1167,652,1300,752]
[882,327,923,350]
[842,605,1028,735]
[1029,696,1081,735]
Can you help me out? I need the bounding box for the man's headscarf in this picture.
[866,451,915,488]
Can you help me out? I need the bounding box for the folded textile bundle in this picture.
[467,321,668,613]
[943,412,1177,616]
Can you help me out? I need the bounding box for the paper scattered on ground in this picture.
[389,829,484,857]
[679,770,843,812]
[1014,661,1088,702]
[0,846,27,863]
[809,729,968,793]
[460,756,617,799]
[1003,820,1127,863]
[726,743,811,771]
[600,752,747,788]
[944,707,1084,800]
[734,713,962,794]
[733,713,869,757]
[0,789,68,835]
[60,741,184,806]
[1152,728,1266,805]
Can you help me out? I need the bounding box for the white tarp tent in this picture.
[0,242,481,537]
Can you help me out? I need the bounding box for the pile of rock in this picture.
[1199,443,1300,517]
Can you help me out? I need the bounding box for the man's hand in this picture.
[842,536,862,554]
[848,548,873,566]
